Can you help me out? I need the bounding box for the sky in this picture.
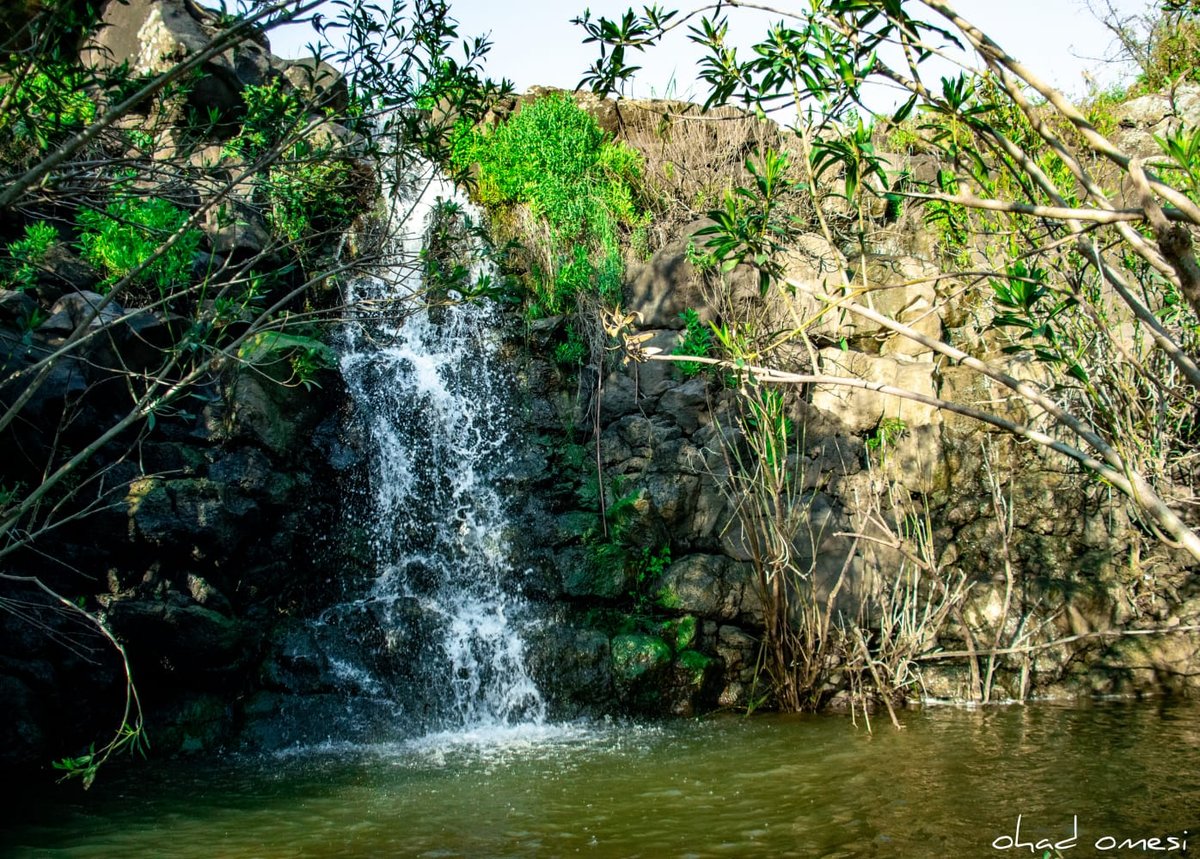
[436,0,1150,100]
[272,0,1154,103]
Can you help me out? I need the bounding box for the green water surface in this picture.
[3,701,1197,857]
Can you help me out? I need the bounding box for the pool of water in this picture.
[4,702,1198,857]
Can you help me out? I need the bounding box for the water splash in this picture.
[334,169,545,732]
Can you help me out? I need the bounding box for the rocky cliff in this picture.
[487,89,1200,716]
[0,0,370,769]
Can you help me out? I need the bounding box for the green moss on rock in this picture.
[677,649,712,676]
[660,615,698,651]
[611,633,672,682]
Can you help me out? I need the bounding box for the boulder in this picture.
[654,553,762,624]
[204,201,271,259]
[34,245,101,301]
[597,370,641,423]
[113,310,183,371]
[185,573,232,614]
[558,545,631,600]
[655,553,734,618]
[224,371,326,457]
[848,255,942,356]
[127,477,255,552]
[208,446,297,505]
[626,329,683,400]
[259,621,335,694]
[104,599,248,674]
[937,354,1053,435]
[39,291,124,333]
[624,219,718,329]
[611,633,672,685]
[661,650,723,716]
[524,620,613,715]
[273,56,350,114]
[149,692,233,755]
[0,674,46,768]
[0,290,37,324]
[81,0,272,121]
[1109,85,1200,157]
[753,233,848,343]
[641,471,700,530]
[597,427,632,468]
[714,624,759,707]
[0,330,89,437]
[615,413,682,450]
[810,347,940,433]
[657,377,710,433]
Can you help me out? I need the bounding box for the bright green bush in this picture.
[449,92,647,314]
[226,78,306,158]
[456,93,605,216]
[78,197,202,297]
[2,222,58,291]
[219,79,365,257]
[553,324,588,367]
[672,308,712,377]
[0,64,96,162]
[264,156,359,246]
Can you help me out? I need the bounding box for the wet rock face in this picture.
[0,0,368,770]
[0,265,355,763]
[0,365,358,767]
[506,311,758,713]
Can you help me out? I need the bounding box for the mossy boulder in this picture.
[611,633,672,683]
[610,632,722,716]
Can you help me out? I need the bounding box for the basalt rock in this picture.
[502,87,1200,719]
[0,0,369,771]
[81,0,272,122]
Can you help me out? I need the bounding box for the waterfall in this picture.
[329,169,544,734]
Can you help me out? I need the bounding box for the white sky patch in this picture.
[269,0,1155,105]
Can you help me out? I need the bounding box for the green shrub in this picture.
[672,308,713,377]
[226,78,306,158]
[631,544,671,613]
[263,155,359,247]
[420,197,507,301]
[1141,13,1200,90]
[865,416,909,455]
[553,324,588,367]
[78,197,202,297]
[456,93,605,216]
[1084,85,1130,137]
[238,329,335,389]
[220,79,364,251]
[684,237,718,272]
[2,222,59,291]
[449,92,647,314]
[0,64,96,161]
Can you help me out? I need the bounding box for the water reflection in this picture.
[3,702,1198,858]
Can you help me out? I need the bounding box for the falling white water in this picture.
[335,168,545,731]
